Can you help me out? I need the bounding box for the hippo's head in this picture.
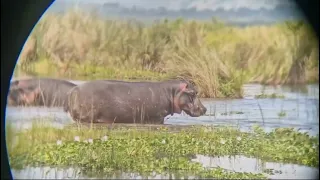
[7,81,40,106]
[7,81,21,106]
[7,88,23,106]
[172,81,207,117]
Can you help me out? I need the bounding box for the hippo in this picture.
[64,79,207,124]
[7,77,76,107]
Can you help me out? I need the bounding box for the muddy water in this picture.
[5,82,319,136]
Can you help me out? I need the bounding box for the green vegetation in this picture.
[255,93,286,99]
[221,111,245,116]
[278,110,287,118]
[6,121,319,179]
[15,8,319,98]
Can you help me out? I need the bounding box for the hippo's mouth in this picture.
[183,108,206,117]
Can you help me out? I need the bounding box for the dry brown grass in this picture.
[14,8,319,98]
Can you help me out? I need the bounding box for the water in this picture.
[11,155,319,179]
[5,81,319,179]
[11,167,184,179]
[192,155,319,179]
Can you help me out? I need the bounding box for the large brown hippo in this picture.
[7,77,76,107]
[64,79,207,124]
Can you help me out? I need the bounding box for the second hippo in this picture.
[7,77,76,107]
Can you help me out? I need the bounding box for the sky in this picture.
[57,0,298,11]
[50,0,304,26]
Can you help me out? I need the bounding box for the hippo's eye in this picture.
[191,91,197,97]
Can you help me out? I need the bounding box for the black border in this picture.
[1,0,319,179]
[1,1,54,179]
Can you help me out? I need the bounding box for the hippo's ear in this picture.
[10,80,19,87]
[9,81,20,91]
[179,83,188,91]
[179,83,196,95]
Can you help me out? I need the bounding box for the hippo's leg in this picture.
[152,119,165,124]
[95,115,119,124]
[158,119,165,124]
[66,111,73,120]
[96,119,115,124]
[70,113,113,124]
[149,116,166,124]
[140,118,164,124]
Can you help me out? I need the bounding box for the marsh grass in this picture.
[6,120,319,179]
[220,111,245,116]
[14,8,319,98]
[255,93,286,99]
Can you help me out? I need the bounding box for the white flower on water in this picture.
[162,139,166,144]
[56,140,62,146]
[101,136,108,142]
[220,139,226,145]
[313,144,317,149]
[88,139,93,144]
[74,136,80,142]
[237,136,242,141]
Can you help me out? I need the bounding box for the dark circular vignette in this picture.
[1,0,55,179]
[0,0,319,180]
[295,0,319,38]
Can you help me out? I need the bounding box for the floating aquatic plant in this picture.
[7,124,318,179]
